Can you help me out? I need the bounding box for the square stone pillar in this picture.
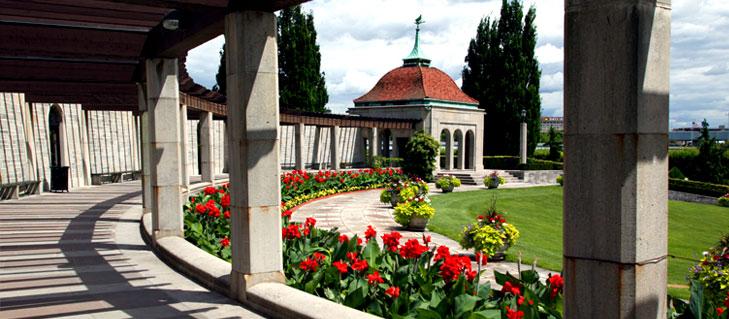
[199,111,214,183]
[137,85,153,216]
[180,104,190,189]
[330,125,340,170]
[295,122,305,170]
[223,120,229,173]
[458,133,466,170]
[225,10,284,300]
[368,127,379,161]
[564,1,670,318]
[145,58,183,239]
[519,122,527,165]
[446,133,454,170]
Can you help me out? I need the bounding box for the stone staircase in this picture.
[436,170,520,186]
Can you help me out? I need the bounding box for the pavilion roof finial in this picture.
[403,15,431,67]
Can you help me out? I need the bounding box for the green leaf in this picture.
[470,310,501,319]
[520,270,539,284]
[477,283,492,300]
[454,294,480,318]
[415,308,442,319]
[688,280,703,319]
[362,239,381,268]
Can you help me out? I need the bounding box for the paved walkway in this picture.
[292,188,553,285]
[0,182,262,319]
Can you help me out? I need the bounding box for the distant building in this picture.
[669,126,729,145]
[541,116,563,132]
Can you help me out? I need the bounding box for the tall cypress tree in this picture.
[213,6,328,113]
[462,0,542,156]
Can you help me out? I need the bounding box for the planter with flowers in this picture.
[718,193,729,207]
[435,175,461,193]
[484,172,506,189]
[459,201,520,261]
[393,199,435,231]
[380,178,429,208]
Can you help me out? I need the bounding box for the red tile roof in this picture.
[354,65,478,105]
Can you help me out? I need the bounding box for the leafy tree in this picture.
[694,119,728,184]
[545,127,562,161]
[213,6,328,112]
[402,131,440,181]
[462,0,542,156]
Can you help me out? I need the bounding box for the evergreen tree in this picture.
[213,6,328,112]
[545,127,562,161]
[695,119,728,184]
[462,0,542,156]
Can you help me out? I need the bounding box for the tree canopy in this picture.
[462,0,542,156]
[214,6,328,113]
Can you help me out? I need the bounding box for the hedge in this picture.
[482,156,563,170]
[668,178,729,198]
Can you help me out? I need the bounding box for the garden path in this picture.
[291,189,553,287]
[0,182,263,319]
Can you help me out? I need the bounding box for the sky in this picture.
[186,0,729,129]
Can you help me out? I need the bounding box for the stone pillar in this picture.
[368,127,379,160]
[330,125,340,171]
[563,1,670,318]
[225,10,284,301]
[295,122,305,170]
[446,133,454,170]
[180,104,189,189]
[223,120,229,173]
[519,122,527,165]
[145,58,183,239]
[199,111,214,183]
[21,103,39,184]
[138,85,153,216]
[458,133,466,170]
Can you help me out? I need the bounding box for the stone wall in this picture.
[508,170,562,184]
[279,125,367,169]
[668,190,718,205]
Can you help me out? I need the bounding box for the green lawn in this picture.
[428,186,729,299]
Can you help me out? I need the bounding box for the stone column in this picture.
[145,58,183,239]
[199,111,214,183]
[368,127,379,160]
[223,120,229,173]
[295,122,305,170]
[519,122,527,165]
[21,103,39,184]
[225,10,284,301]
[563,1,670,318]
[138,85,153,216]
[446,133,454,170]
[180,104,190,189]
[458,133,466,170]
[330,125,340,170]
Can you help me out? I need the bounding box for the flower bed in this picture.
[183,169,564,318]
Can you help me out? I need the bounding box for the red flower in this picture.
[313,252,327,262]
[356,237,363,246]
[439,255,472,282]
[364,225,376,241]
[381,232,402,252]
[351,259,368,272]
[466,270,477,281]
[517,296,525,305]
[399,239,428,259]
[281,210,293,218]
[195,203,206,214]
[547,274,564,299]
[502,281,521,296]
[219,237,230,247]
[223,210,230,219]
[346,252,358,261]
[332,260,348,274]
[505,306,524,319]
[283,224,301,239]
[434,245,450,261]
[304,217,316,229]
[221,193,230,208]
[299,257,318,272]
[367,271,384,285]
[385,286,400,298]
[716,308,725,316]
[474,251,489,265]
[422,234,431,245]
[204,186,216,195]
[338,234,349,243]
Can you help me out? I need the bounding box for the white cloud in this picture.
[187,0,729,129]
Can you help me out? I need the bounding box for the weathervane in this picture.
[403,14,431,66]
[415,15,425,31]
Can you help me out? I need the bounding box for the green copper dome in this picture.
[403,15,431,67]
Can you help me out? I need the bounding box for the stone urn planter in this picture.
[407,217,429,231]
[390,195,399,208]
[486,179,500,189]
[490,244,510,261]
[441,184,454,193]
